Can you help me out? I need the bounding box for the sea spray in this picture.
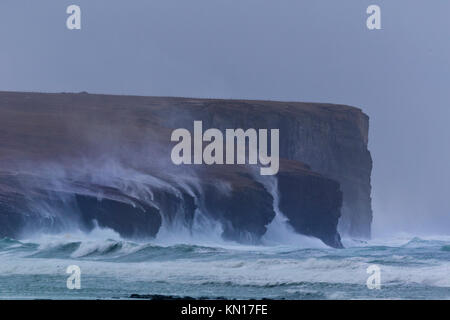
[154,208,226,246]
[254,173,327,248]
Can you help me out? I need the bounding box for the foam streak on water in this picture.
[0,230,449,300]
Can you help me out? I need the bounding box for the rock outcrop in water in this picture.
[0,91,372,247]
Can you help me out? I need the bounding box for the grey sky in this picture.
[1,0,449,236]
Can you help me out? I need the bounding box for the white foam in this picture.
[258,175,328,249]
[1,253,449,288]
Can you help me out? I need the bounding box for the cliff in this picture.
[0,91,372,246]
[148,97,372,238]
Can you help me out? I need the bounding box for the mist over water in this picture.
[10,158,324,249]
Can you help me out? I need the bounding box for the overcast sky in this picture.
[1,0,449,236]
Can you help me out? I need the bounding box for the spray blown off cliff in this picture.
[0,91,372,248]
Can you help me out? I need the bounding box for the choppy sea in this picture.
[0,227,448,300]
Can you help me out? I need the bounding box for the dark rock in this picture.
[277,161,343,248]
[75,194,161,239]
[201,171,276,243]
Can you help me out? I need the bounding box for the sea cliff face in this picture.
[0,91,372,247]
[142,97,373,238]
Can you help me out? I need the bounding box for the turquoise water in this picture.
[0,233,449,300]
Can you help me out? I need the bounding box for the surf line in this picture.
[170,121,279,176]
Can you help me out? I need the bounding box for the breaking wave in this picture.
[0,231,449,299]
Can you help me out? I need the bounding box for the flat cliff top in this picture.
[0,90,367,118]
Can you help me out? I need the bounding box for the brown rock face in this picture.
[0,91,372,246]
